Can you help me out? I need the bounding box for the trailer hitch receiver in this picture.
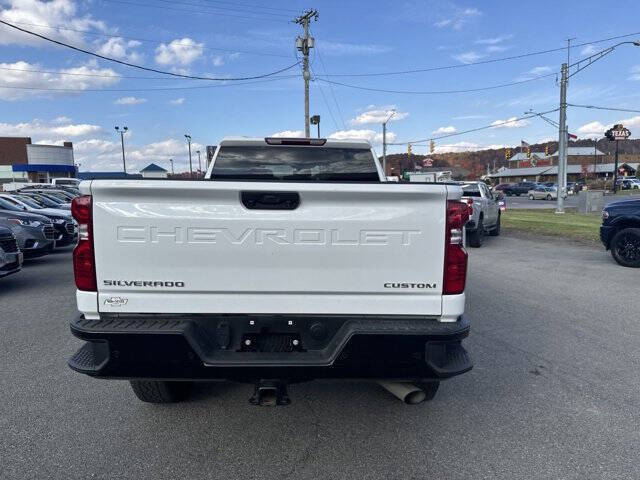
[249,380,291,406]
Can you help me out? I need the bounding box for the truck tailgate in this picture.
[90,180,451,316]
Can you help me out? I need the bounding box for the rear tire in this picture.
[610,228,640,268]
[488,214,501,236]
[529,194,534,200]
[129,380,193,403]
[546,194,552,200]
[468,217,484,247]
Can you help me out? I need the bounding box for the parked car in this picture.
[542,182,556,187]
[19,192,71,210]
[460,181,501,247]
[51,178,81,188]
[24,189,75,202]
[492,183,512,193]
[503,181,538,196]
[528,185,558,200]
[601,198,640,267]
[628,178,640,189]
[0,195,78,247]
[0,210,55,258]
[0,226,23,278]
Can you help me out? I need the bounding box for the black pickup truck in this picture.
[503,181,538,196]
[600,198,640,267]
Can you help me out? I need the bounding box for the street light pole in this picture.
[169,158,174,175]
[115,126,128,174]
[382,110,396,178]
[184,134,192,179]
[196,150,201,176]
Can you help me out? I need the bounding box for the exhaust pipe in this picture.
[378,381,426,405]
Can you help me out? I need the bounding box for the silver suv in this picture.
[0,210,55,258]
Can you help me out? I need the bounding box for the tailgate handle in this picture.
[241,191,300,210]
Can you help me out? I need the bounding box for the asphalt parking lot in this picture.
[2,237,639,480]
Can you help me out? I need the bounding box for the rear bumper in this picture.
[69,314,472,382]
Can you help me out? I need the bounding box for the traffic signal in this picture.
[505,148,512,160]
[544,145,549,156]
[429,139,435,154]
[407,143,412,155]
[526,147,531,158]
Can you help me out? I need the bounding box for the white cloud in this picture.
[433,141,504,153]
[0,119,101,138]
[452,51,485,63]
[271,130,305,138]
[432,126,457,135]
[0,60,121,100]
[350,106,408,125]
[212,55,224,67]
[580,45,598,56]
[0,0,107,47]
[527,66,552,75]
[629,65,640,81]
[452,114,488,120]
[53,116,71,123]
[115,96,147,105]
[328,129,395,145]
[475,35,513,45]
[317,40,392,56]
[75,137,204,172]
[155,38,204,66]
[434,6,481,30]
[576,115,640,138]
[169,97,185,105]
[486,45,509,53]
[96,38,143,63]
[490,117,530,129]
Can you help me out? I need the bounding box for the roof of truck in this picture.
[219,136,372,149]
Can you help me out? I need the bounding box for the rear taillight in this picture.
[443,200,469,295]
[71,195,96,291]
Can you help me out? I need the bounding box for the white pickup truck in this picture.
[68,137,472,405]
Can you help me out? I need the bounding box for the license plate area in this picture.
[239,332,305,353]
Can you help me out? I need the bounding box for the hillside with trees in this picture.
[381,138,640,179]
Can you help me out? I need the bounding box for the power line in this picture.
[98,0,288,22]
[313,42,347,130]
[5,21,292,58]
[0,65,179,80]
[197,0,298,13]
[315,72,557,95]
[388,108,560,145]
[129,0,291,18]
[316,31,640,77]
[0,19,300,81]
[311,69,341,132]
[567,103,640,114]
[0,75,298,92]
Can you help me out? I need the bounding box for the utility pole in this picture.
[115,126,128,174]
[196,150,201,175]
[381,110,396,177]
[169,158,174,175]
[556,63,568,213]
[184,134,193,179]
[294,9,318,137]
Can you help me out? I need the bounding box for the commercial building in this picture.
[489,162,638,184]
[140,163,168,179]
[0,137,76,184]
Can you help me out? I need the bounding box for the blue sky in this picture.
[1,0,640,172]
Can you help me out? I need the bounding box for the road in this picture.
[506,190,639,209]
[2,239,639,480]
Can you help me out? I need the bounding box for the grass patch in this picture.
[501,209,602,244]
